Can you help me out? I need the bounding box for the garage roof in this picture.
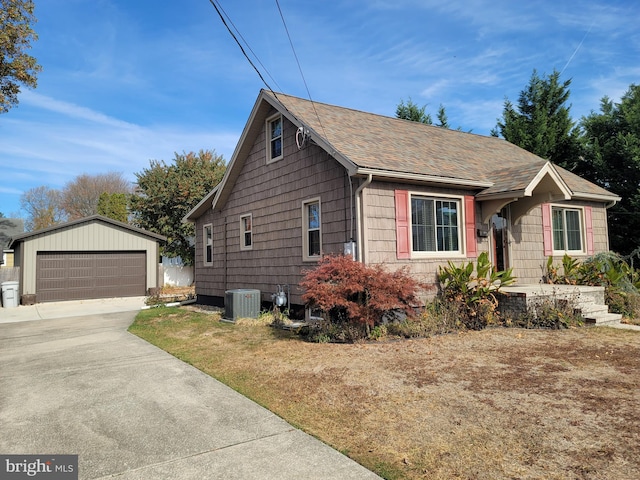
[9,215,166,247]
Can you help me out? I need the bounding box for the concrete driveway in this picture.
[0,304,379,479]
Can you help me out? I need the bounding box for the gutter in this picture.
[354,174,372,263]
[356,168,492,188]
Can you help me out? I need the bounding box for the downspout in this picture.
[604,199,618,252]
[224,216,228,291]
[354,174,372,263]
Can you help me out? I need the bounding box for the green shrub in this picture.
[545,252,640,318]
[437,252,515,330]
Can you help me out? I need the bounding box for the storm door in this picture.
[490,208,510,271]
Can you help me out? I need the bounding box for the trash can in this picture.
[1,281,19,308]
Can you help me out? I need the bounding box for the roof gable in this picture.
[9,215,166,247]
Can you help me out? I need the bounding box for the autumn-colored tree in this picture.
[0,0,42,113]
[61,172,131,220]
[300,255,427,332]
[19,185,65,231]
[130,150,226,265]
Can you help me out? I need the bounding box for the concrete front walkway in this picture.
[0,307,380,479]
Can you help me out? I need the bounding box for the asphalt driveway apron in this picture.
[0,311,379,479]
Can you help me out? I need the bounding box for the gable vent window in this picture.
[267,115,283,163]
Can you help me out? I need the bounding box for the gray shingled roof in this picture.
[0,218,24,250]
[266,91,618,201]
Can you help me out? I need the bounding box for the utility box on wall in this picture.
[224,289,261,321]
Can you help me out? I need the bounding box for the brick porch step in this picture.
[499,284,623,327]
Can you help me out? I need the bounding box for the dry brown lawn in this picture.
[130,307,640,480]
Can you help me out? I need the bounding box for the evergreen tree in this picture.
[581,84,640,254]
[396,98,432,124]
[493,69,582,170]
[97,192,129,223]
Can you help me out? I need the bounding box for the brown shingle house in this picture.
[185,90,620,313]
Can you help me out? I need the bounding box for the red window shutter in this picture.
[395,190,411,259]
[585,206,595,255]
[464,196,477,258]
[542,203,553,256]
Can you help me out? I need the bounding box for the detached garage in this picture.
[9,215,166,304]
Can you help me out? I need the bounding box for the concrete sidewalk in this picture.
[0,296,147,323]
[0,303,380,479]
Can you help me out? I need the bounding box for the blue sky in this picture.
[1,0,638,218]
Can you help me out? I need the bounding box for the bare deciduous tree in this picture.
[61,172,131,220]
[19,185,65,231]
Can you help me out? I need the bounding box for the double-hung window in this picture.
[302,198,321,261]
[411,196,461,254]
[240,214,252,250]
[203,224,213,265]
[267,115,283,162]
[552,207,583,252]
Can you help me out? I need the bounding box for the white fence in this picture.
[159,259,193,287]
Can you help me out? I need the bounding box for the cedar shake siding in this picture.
[364,183,612,285]
[509,202,610,283]
[186,90,620,311]
[194,112,352,306]
[364,181,488,285]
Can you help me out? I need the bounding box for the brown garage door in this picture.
[36,251,147,303]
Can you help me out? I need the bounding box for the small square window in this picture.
[267,115,283,162]
[240,214,253,250]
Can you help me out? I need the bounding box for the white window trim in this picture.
[409,192,466,259]
[240,213,253,251]
[203,223,213,266]
[266,114,283,164]
[302,197,322,262]
[551,204,586,255]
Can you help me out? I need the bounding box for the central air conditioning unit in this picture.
[224,289,261,321]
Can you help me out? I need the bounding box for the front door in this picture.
[490,208,510,271]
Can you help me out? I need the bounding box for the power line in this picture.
[274,0,328,142]
[207,0,280,93]
[207,0,330,145]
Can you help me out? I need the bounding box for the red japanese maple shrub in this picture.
[300,255,429,333]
